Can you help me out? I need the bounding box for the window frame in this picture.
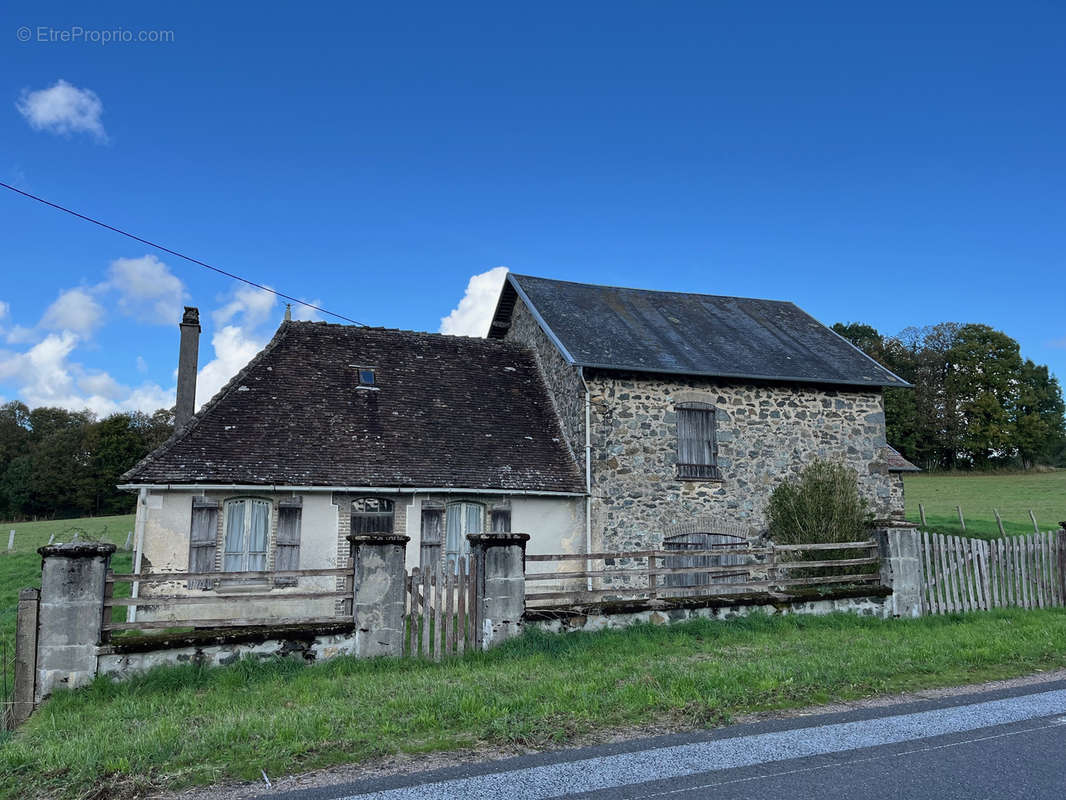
[676,402,721,481]
[351,497,395,534]
[445,501,484,564]
[221,497,272,576]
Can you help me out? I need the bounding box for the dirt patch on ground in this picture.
[156,667,1066,800]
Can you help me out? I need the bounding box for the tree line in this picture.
[833,322,1066,471]
[0,402,173,521]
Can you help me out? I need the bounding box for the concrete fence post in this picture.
[467,532,529,650]
[874,523,922,618]
[35,542,116,703]
[347,533,409,658]
[9,588,39,727]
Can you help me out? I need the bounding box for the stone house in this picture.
[488,274,917,555]
[121,275,915,618]
[120,313,584,621]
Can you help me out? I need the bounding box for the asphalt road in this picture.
[261,681,1066,800]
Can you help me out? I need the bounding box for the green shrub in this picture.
[767,460,873,544]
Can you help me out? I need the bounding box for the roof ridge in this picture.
[510,273,800,307]
[286,320,526,348]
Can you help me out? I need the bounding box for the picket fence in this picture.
[917,530,1066,614]
[405,557,477,659]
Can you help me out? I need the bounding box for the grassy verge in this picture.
[904,470,1066,538]
[3,609,1066,799]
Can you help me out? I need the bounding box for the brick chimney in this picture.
[175,306,200,430]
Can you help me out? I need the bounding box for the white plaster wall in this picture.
[135,490,340,623]
[402,493,585,570]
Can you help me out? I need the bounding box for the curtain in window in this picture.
[248,500,270,571]
[223,500,246,571]
[445,502,483,562]
[222,498,270,572]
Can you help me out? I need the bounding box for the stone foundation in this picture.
[97,623,357,679]
[525,586,893,634]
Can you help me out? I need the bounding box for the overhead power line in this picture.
[0,181,367,327]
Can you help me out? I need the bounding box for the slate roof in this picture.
[123,323,584,492]
[490,274,910,388]
[882,445,920,473]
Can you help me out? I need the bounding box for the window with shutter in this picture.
[676,403,720,480]
[274,499,302,587]
[188,498,219,589]
[420,507,443,569]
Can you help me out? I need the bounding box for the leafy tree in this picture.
[834,319,1065,471]
[0,404,174,521]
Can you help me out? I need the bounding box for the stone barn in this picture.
[488,273,916,554]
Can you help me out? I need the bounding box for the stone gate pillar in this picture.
[35,542,116,702]
[874,523,922,618]
[347,533,409,657]
[468,532,529,650]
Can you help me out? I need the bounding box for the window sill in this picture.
[677,475,725,484]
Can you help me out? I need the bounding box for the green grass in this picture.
[905,470,1066,539]
[0,516,134,680]
[3,609,1066,799]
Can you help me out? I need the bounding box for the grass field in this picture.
[904,469,1066,539]
[0,516,134,679]
[2,609,1066,799]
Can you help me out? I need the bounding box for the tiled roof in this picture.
[882,445,920,473]
[490,274,911,388]
[123,322,584,493]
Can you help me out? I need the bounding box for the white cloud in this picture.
[40,287,106,336]
[195,325,267,407]
[16,79,107,142]
[290,298,323,322]
[107,255,187,324]
[136,355,148,374]
[0,330,173,416]
[213,285,277,329]
[0,301,8,322]
[439,266,509,337]
[5,325,37,345]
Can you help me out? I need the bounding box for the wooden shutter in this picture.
[188,498,219,589]
[420,507,443,569]
[491,509,511,532]
[677,404,719,479]
[275,499,302,587]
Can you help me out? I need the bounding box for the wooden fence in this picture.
[916,530,1066,614]
[103,564,354,635]
[405,557,477,659]
[525,540,882,606]
[0,637,14,730]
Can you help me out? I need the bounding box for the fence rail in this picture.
[102,564,354,633]
[917,530,1066,614]
[526,539,881,605]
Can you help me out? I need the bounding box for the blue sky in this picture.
[1,2,1064,415]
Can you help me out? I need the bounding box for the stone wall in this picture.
[587,372,899,551]
[526,587,892,634]
[97,624,357,679]
[504,296,586,478]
